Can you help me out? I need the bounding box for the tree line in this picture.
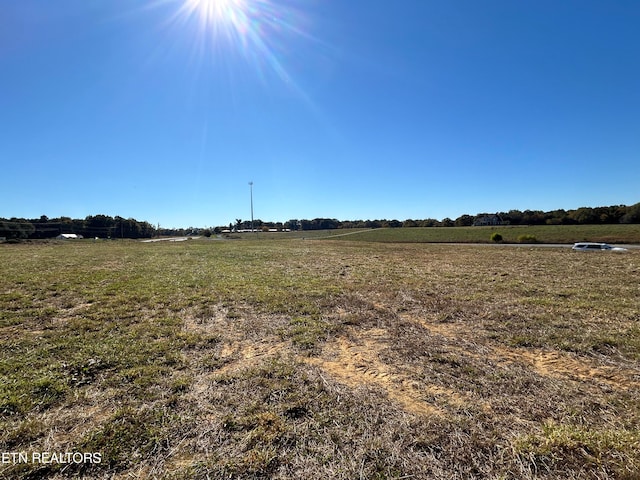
[1,203,639,240]
[0,215,156,240]
[228,203,640,232]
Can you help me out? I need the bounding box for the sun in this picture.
[153,0,313,91]
[171,0,260,53]
[171,0,292,78]
[182,0,246,30]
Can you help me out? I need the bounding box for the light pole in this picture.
[249,181,254,232]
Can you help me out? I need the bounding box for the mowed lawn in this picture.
[1,239,639,479]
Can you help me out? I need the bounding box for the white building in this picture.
[56,233,83,240]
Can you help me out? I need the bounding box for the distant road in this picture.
[310,229,377,239]
[140,236,201,243]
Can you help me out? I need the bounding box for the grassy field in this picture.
[320,224,640,244]
[1,238,639,479]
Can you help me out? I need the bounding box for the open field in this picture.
[226,224,640,244]
[321,224,640,244]
[1,239,640,479]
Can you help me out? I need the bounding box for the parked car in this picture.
[572,242,628,252]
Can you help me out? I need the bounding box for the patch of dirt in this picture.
[182,305,230,335]
[399,312,640,392]
[32,386,118,449]
[63,302,93,315]
[306,327,465,417]
[398,311,471,338]
[216,337,290,375]
[181,303,640,426]
[492,346,640,391]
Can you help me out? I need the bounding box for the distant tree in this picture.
[299,219,312,230]
[419,218,439,227]
[454,214,474,227]
[545,209,568,225]
[620,202,640,224]
[504,210,523,225]
[284,219,299,231]
[71,218,85,234]
[363,220,381,228]
[86,214,115,237]
[0,218,34,239]
[569,207,597,225]
[441,218,454,227]
[128,218,144,238]
[522,210,546,225]
[613,205,630,223]
[138,221,155,238]
[304,218,340,230]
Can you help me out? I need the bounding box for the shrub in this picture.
[490,233,503,243]
[517,234,538,243]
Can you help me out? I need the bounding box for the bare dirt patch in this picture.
[399,311,640,393]
[216,337,290,375]
[305,327,470,417]
[493,346,640,391]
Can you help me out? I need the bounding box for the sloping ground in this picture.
[1,240,639,479]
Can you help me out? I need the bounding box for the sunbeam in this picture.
[161,0,308,88]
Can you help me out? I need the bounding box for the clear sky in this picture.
[2,0,639,228]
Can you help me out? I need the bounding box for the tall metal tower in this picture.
[249,181,254,232]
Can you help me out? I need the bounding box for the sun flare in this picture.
[151,0,314,93]
[182,0,246,30]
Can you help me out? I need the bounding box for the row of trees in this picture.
[2,203,639,240]
[229,218,346,231]
[0,215,156,240]
[226,203,640,232]
[481,204,640,226]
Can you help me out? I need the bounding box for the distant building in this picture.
[56,233,83,240]
[473,215,502,227]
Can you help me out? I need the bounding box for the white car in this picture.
[572,242,628,252]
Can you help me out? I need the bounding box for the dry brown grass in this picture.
[1,240,639,479]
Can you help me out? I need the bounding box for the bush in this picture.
[490,233,503,243]
[517,234,538,243]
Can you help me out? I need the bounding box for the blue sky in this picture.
[2,0,639,228]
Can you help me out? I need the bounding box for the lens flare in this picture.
[162,0,308,87]
[180,0,249,41]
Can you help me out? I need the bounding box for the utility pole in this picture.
[249,181,254,233]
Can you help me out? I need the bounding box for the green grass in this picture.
[323,224,640,244]
[1,239,639,479]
